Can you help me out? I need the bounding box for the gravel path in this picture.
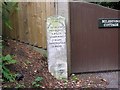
[79,71,119,88]
[100,72,119,88]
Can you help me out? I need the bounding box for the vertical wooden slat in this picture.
[9,4,21,40]
[32,2,37,46]
[41,2,46,48]
[15,11,19,40]
[9,13,15,39]
[18,2,24,42]
[23,3,29,43]
[51,1,55,16]
[27,2,32,45]
[46,2,51,17]
[36,3,42,47]
[27,2,35,45]
[13,10,19,40]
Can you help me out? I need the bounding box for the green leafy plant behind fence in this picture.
[2,2,18,30]
[0,2,18,82]
[0,54,17,82]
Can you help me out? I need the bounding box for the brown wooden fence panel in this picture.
[18,3,29,43]
[3,2,55,48]
[26,2,32,44]
[9,11,17,39]
[41,2,46,48]
[3,5,19,39]
[70,2,119,73]
[27,2,38,46]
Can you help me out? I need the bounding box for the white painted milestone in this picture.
[46,16,67,79]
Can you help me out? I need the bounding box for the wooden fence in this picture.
[3,2,56,48]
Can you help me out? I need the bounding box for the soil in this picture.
[2,39,110,89]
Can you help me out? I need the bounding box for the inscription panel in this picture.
[47,16,67,79]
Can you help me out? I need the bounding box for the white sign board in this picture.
[46,16,67,79]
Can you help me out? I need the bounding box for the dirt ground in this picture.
[2,39,119,89]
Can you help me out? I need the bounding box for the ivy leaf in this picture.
[35,77,43,82]
[5,20,13,30]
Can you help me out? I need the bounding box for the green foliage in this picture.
[1,2,18,81]
[2,54,16,65]
[15,83,25,88]
[32,76,43,88]
[2,2,18,30]
[71,74,79,82]
[0,54,17,82]
[0,40,2,56]
[91,2,120,10]
[61,78,68,85]
[25,60,31,64]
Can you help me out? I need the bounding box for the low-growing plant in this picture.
[61,78,68,83]
[1,1,18,82]
[71,74,79,82]
[32,76,43,88]
[15,83,25,88]
[0,54,17,82]
[26,60,31,64]
[61,78,68,87]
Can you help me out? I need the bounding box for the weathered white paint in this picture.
[57,1,69,23]
[57,1,71,75]
[46,16,67,79]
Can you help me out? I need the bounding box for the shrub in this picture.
[32,76,43,87]
[2,2,18,30]
[0,54,17,82]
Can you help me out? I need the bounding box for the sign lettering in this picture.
[99,18,120,28]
